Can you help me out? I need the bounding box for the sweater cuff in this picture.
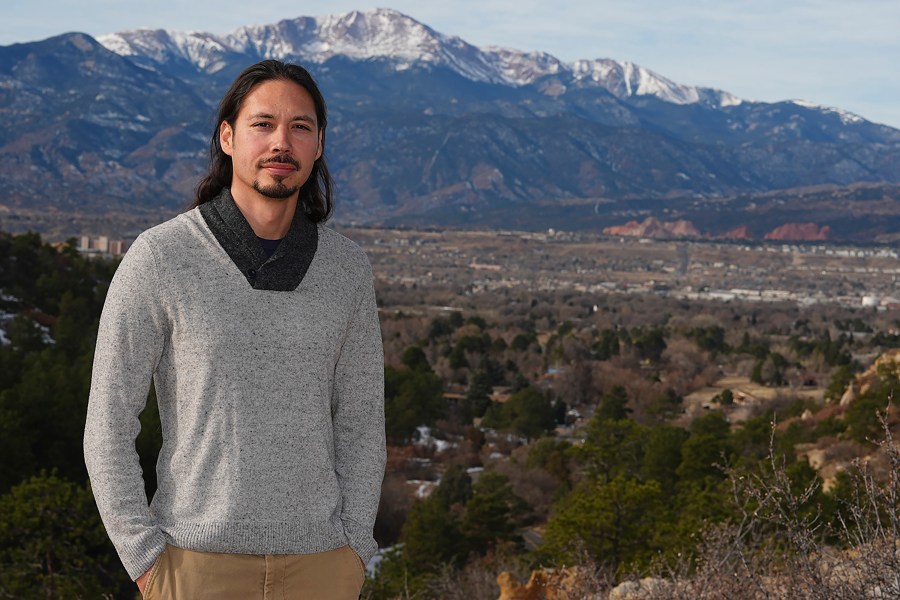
[120,528,167,581]
[342,519,378,565]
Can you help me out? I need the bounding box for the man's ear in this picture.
[220,121,234,156]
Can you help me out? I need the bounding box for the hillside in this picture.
[3,230,900,597]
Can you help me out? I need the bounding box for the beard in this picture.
[253,154,303,199]
[252,178,300,199]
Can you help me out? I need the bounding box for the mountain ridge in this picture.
[1,9,899,240]
[97,8,741,107]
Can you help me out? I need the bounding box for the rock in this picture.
[763,222,831,241]
[718,225,754,239]
[607,577,672,599]
[497,567,601,600]
[603,217,701,239]
[841,349,900,406]
[839,382,857,407]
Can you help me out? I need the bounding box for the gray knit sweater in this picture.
[84,192,386,581]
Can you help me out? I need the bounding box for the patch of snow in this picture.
[96,33,137,56]
[414,425,455,452]
[407,479,437,499]
[789,99,865,125]
[38,322,55,346]
[718,92,743,107]
[0,309,54,347]
[0,312,10,346]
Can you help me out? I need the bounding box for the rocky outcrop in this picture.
[718,225,754,239]
[496,568,600,600]
[848,349,900,400]
[607,578,673,599]
[603,217,701,239]
[497,570,672,600]
[763,222,831,241]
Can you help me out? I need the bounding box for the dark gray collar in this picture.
[198,189,318,291]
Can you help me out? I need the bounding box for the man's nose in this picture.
[270,126,292,153]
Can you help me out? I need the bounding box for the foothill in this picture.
[4,224,899,598]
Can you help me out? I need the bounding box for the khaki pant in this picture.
[143,544,366,600]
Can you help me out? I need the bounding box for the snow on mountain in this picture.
[482,47,566,86]
[98,8,738,106]
[572,59,741,107]
[99,28,234,71]
[789,100,865,125]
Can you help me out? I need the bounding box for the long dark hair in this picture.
[190,60,333,222]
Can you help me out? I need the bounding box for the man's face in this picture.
[220,79,323,203]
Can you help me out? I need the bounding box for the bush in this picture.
[0,473,130,598]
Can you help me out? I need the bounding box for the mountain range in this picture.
[1,8,899,240]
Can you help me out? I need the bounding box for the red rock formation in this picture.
[718,225,754,239]
[763,222,831,241]
[668,219,701,237]
[602,217,700,239]
[603,219,652,237]
[497,568,596,600]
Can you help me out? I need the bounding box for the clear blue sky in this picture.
[3,0,899,128]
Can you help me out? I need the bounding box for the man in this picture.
[84,60,386,599]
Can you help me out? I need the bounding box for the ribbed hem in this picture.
[346,534,378,565]
[162,520,349,556]
[120,528,167,581]
[342,520,379,564]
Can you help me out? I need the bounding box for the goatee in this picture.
[254,155,301,199]
[253,180,299,199]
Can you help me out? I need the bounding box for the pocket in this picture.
[142,547,167,600]
[346,546,366,582]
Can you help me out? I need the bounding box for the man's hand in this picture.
[135,567,152,595]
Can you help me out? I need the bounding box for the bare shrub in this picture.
[424,547,540,600]
[660,338,708,396]
[491,453,563,520]
[424,561,504,600]
[644,413,900,599]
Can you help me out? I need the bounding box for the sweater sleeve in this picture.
[332,259,386,565]
[84,235,169,581]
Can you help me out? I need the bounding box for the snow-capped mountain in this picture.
[98,8,736,107]
[2,8,900,239]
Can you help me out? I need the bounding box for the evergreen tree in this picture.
[481,388,555,440]
[640,425,689,496]
[401,345,432,372]
[676,411,731,485]
[400,495,465,574]
[434,465,473,509]
[0,473,130,598]
[383,366,446,444]
[460,472,528,555]
[543,474,665,573]
[464,367,493,420]
[596,385,631,421]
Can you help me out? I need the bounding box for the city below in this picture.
[344,227,900,311]
[41,223,900,311]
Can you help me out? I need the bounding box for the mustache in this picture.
[259,155,300,168]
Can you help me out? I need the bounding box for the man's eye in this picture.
[252,122,271,128]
